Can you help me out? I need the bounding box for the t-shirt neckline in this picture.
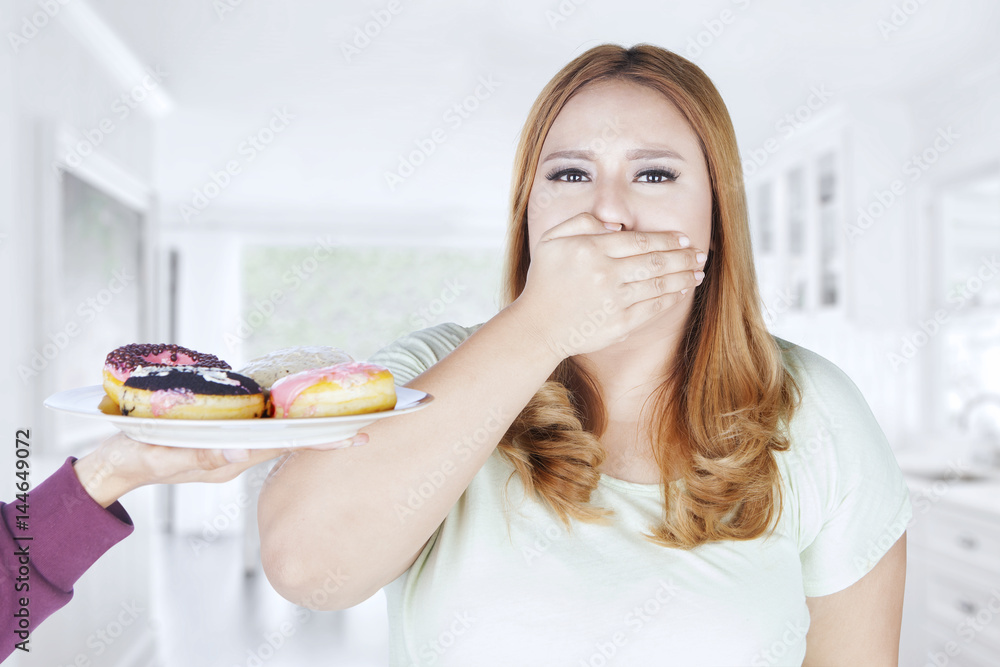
[597,472,675,497]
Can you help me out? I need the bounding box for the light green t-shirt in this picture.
[367,322,913,667]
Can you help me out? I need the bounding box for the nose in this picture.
[590,172,633,230]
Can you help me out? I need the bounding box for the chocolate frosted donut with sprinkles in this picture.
[120,366,264,419]
[103,343,231,407]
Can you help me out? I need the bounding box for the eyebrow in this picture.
[541,147,686,163]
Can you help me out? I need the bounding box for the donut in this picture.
[104,344,230,407]
[120,366,264,419]
[238,346,354,391]
[269,362,396,419]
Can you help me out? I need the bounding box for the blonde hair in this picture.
[497,43,801,549]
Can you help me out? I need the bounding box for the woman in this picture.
[258,44,911,665]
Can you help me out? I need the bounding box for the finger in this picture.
[304,433,368,451]
[600,229,696,259]
[539,212,619,241]
[621,271,699,305]
[623,289,688,328]
[194,447,285,483]
[616,247,705,284]
[198,446,283,472]
[190,447,245,470]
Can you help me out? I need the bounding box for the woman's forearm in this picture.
[257,302,562,609]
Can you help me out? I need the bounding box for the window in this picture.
[239,244,504,361]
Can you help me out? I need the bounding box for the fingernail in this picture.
[224,448,250,463]
[603,222,623,231]
[678,236,690,247]
[695,270,705,282]
[681,288,689,295]
[351,434,369,447]
[696,252,707,264]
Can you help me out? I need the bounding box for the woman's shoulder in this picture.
[769,334,900,508]
[770,337,909,515]
[771,335,873,429]
[773,335,855,391]
[770,336,912,595]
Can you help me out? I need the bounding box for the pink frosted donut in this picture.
[103,343,230,407]
[269,362,396,418]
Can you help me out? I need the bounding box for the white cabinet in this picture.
[903,484,1000,665]
[745,98,916,329]
[746,110,848,322]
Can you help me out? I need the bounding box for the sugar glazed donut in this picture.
[103,344,230,407]
[237,346,354,391]
[120,366,264,419]
[269,362,396,418]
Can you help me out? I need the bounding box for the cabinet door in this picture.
[747,131,848,321]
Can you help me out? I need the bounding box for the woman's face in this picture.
[526,79,713,257]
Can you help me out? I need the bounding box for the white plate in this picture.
[44,385,433,449]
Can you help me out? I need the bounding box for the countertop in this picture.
[896,449,1000,520]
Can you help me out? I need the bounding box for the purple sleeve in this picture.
[0,456,134,660]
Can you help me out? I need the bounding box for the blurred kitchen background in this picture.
[1,0,998,665]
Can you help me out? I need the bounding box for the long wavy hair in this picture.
[496,43,802,549]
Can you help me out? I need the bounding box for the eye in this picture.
[544,167,590,183]
[635,168,680,183]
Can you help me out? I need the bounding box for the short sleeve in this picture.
[366,322,483,385]
[779,341,913,598]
